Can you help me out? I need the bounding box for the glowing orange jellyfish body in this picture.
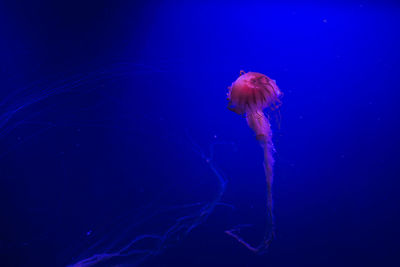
[227,70,282,252]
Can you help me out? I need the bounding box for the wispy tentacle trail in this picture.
[69,135,234,267]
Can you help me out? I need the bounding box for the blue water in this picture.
[1,1,399,266]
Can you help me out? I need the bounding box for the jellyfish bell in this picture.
[227,71,281,142]
[227,71,281,115]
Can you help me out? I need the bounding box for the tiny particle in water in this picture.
[86,230,92,236]
[322,18,328,23]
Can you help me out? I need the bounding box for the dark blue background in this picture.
[1,1,399,266]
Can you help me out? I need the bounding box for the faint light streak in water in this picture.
[0,63,169,159]
[69,135,235,267]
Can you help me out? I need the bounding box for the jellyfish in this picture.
[226,70,282,252]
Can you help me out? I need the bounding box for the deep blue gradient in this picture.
[1,1,400,266]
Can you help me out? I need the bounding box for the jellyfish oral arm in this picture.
[249,111,276,246]
[225,110,276,253]
[247,110,275,249]
[246,110,271,144]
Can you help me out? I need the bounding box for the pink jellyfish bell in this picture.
[227,70,281,142]
[226,70,282,252]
